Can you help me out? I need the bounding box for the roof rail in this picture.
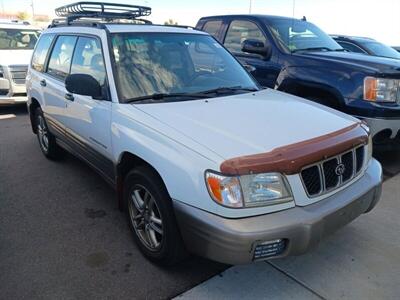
[54,2,151,24]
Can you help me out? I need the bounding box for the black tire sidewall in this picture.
[34,107,61,159]
[123,166,185,265]
[35,108,50,156]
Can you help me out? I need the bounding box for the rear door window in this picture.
[31,34,55,72]
[70,36,106,86]
[203,21,223,39]
[224,20,266,55]
[47,35,77,81]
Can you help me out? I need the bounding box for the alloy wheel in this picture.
[128,184,164,251]
[37,115,49,152]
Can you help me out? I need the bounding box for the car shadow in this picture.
[0,104,28,117]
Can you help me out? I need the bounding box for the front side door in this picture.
[222,19,281,88]
[63,36,114,182]
[41,35,77,136]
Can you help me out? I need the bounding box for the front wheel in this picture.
[35,108,62,160]
[124,166,187,266]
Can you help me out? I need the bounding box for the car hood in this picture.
[0,49,33,66]
[296,51,400,76]
[134,89,357,160]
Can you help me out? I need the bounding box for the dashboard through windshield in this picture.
[110,32,258,102]
[267,19,342,53]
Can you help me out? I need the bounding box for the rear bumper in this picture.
[0,96,28,105]
[173,159,382,265]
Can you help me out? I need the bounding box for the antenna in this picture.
[31,0,35,21]
[292,0,295,18]
[249,0,252,14]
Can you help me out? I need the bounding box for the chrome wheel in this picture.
[37,115,49,152]
[128,185,163,251]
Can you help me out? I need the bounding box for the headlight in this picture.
[205,171,293,208]
[364,76,400,103]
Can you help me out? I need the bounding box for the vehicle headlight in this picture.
[364,76,400,103]
[205,171,293,208]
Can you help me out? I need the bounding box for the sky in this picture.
[1,0,399,45]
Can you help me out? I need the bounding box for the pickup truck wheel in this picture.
[124,166,187,266]
[35,108,62,160]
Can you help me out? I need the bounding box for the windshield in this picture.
[111,33,258,102]
[0,28,40,50]
[267,19,342,52]
[361,41,400,59]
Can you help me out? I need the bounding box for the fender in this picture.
[275,66,352,108]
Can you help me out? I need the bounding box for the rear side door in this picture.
[63,35,114,183]
[28,33,56,123]
[222,19,281,88]
[41,35,78,136]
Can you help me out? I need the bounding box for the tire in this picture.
[123,166,187,266]
[34,107,63,160]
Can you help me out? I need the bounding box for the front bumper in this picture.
[173,159,382,265]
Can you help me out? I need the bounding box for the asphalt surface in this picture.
[1,106,399,300]
[0,106,226,300]
[178,174,400,299]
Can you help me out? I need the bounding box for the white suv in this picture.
[0,20,40,105]
[26,3,382,265]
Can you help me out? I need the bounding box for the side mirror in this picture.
[65,74,102,99]
[242,39,271,59]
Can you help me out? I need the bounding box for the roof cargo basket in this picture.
[54,2,151,24]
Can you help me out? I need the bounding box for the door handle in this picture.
[65,93,74,101]
[40,79,46,87]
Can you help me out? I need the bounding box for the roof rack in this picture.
[54,2,151,24]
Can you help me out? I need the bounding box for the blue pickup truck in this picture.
[196,15,400,149]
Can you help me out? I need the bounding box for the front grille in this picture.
[301,145,366,197]
[355,146,364,173]
[9,65,28,85]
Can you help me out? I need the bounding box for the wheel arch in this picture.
[277,78,345,109]
[115,151,168,211]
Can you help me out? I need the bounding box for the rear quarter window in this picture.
[203,20,222,39]
[31,34,55,72]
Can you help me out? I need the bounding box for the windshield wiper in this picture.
[292,47,334,53]
[125,92,209,103]
[196,86,259,95]
[124,86,259,103]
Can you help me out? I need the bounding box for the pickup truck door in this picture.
[62,36,114,183]
[222,19,281,88]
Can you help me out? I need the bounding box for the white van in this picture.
[0,20,40,105]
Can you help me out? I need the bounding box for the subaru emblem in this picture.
[335,163,346,176]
